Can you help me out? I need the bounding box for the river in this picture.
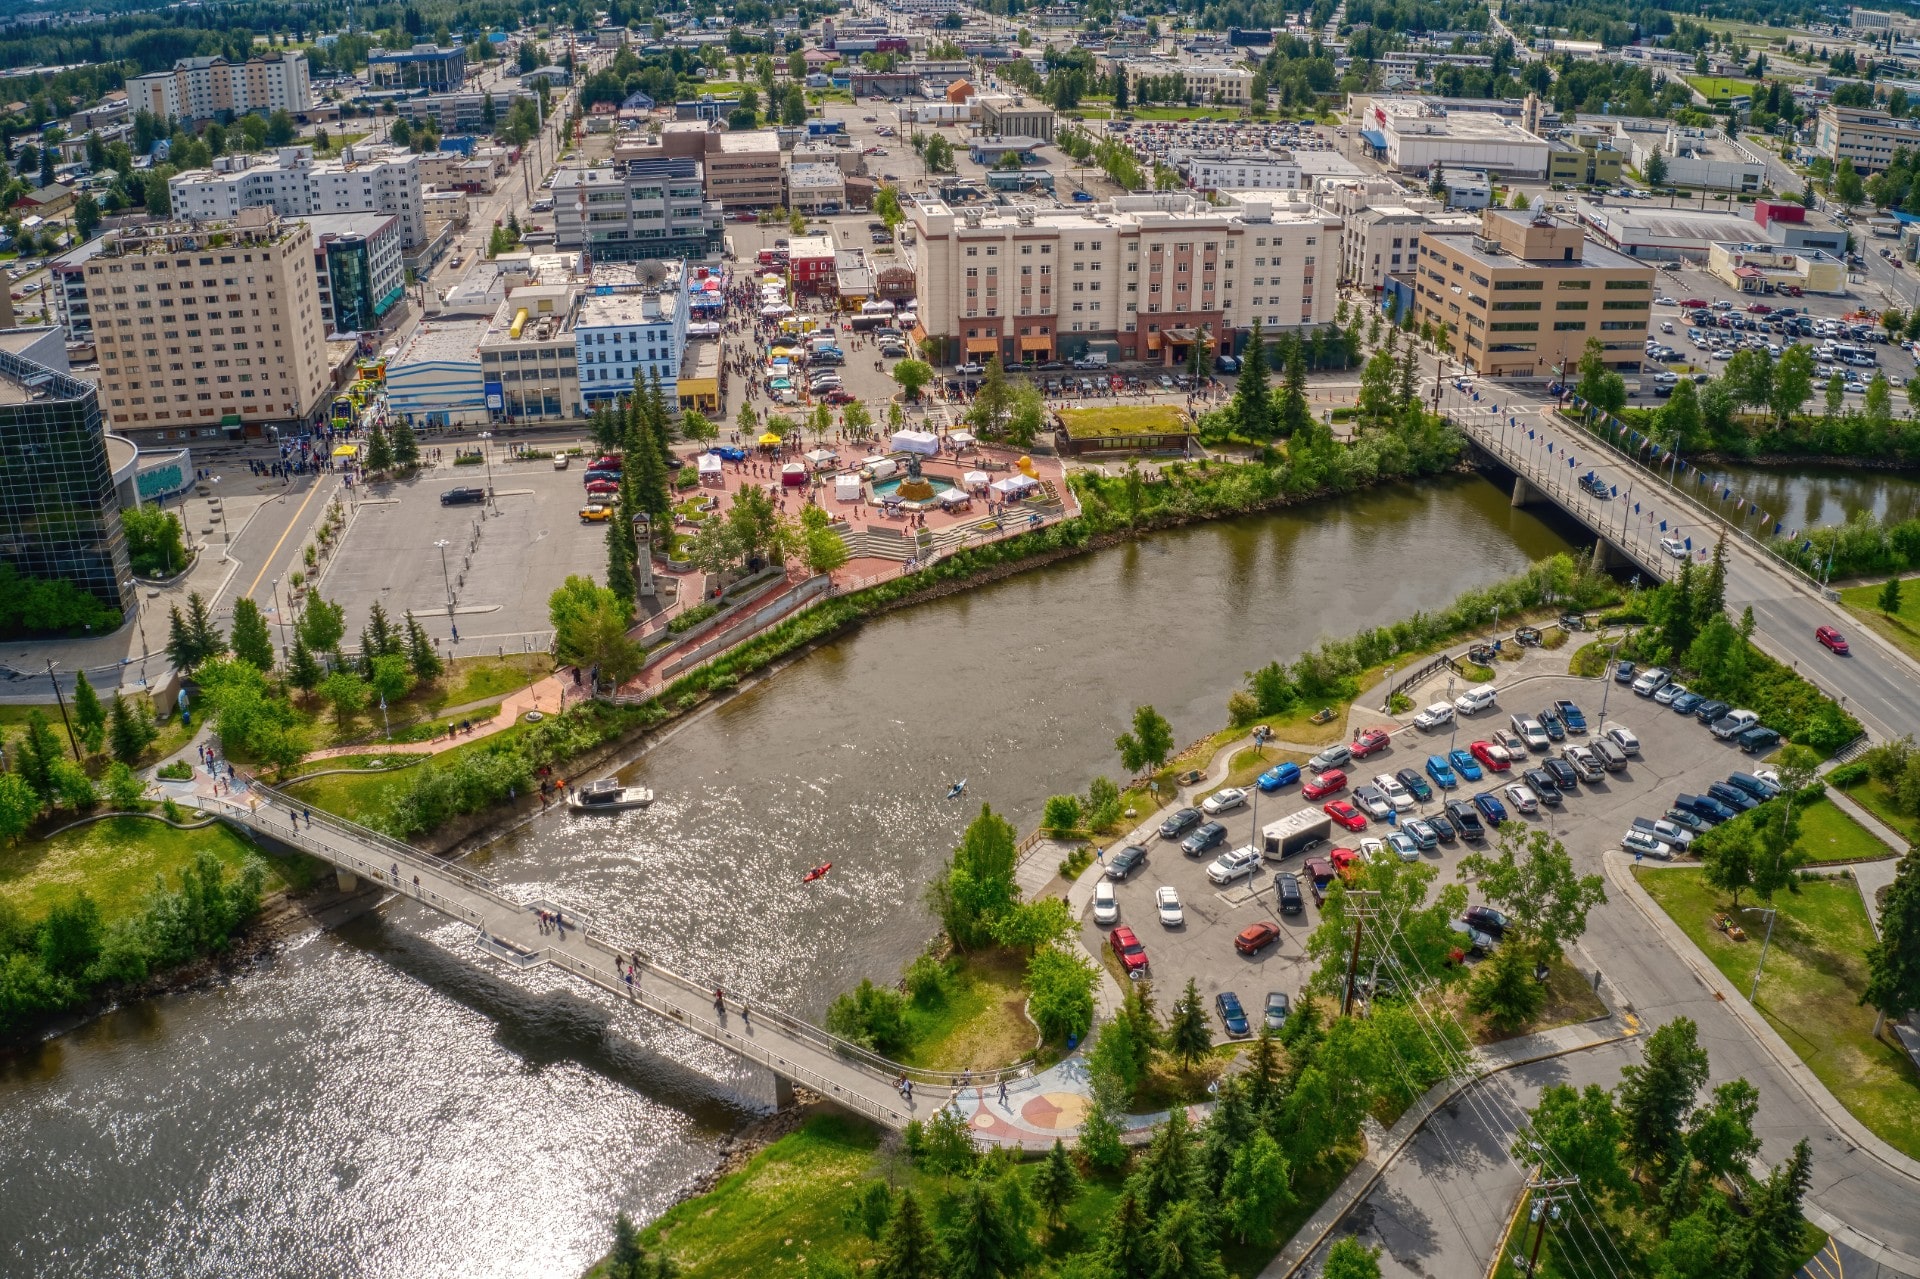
[0,474,1584,1279]
[1684,458,1920,535]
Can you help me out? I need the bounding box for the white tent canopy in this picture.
[805,448,839,468]
[891,429,939,455]
[937,488,970,507]
[947,430,976,448]
[990,474,1039,496]
[696,453,723,475]
[834,472,863,501]
[963,470,991,489]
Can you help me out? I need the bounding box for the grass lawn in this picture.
[1056,404,1190,440]
[1636,867,1920,1159]
[898,948,1039,1071]
[1838,577,1920,665]
[1835,777,1920,845]
[0,816,311,924]
[1441,952,1609,1046]
[1685,75,1756,102]
[1792,794,1895,863]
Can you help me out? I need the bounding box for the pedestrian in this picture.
[998,1079,1008,1107]
[741,1001,751,1027]
[303,806,311,827]
[713,987,725,1014]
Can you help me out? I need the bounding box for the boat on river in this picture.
[567,778,654,813]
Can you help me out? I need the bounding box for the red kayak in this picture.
[801,862,832,883]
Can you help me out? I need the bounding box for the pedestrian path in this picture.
[298,673,576,761]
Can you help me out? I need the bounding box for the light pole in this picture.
[477,430,495,506]
[435,538,455,616]
[271,576,289,657]
[1746,905,1779,1003]
[45,659,80,761]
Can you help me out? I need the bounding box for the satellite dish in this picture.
[635,260,669,286]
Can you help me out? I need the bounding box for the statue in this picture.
[906,453,923,478]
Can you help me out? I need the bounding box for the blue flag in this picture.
[1547,442,1554,453]
[1611,485,1619,497]
[1722,486,1732,500]
[1685,537,1693,551]
[1528,430,1535,440]
[1774,521,1783,535]
[1660,520,1668,532]
[1634,502,1640,514]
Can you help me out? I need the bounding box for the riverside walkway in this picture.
[196,777,1029,1131]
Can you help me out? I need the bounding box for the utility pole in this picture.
[46,659,81,760]
[1515,1176,1579,1275]
[1341,890,1382,1016]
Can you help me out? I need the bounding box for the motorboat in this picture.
[568,778,654,813]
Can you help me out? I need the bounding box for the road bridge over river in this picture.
[1447,394,1920,742]
[196,782,1016,1131]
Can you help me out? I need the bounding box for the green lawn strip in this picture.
[1635,867,1920,1160]
[1836,777,1920,845]
[1684,74,1756,101]
[1838,579,1920,666]
[898,949,1038,1071]
[1792,794,1894,863]
[1056,404,1190,439]
[280,719,533,820]
[0,816,305,924]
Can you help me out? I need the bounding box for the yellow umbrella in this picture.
[758,431,783,446]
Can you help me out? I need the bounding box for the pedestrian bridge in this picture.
[200,782,1017,1130]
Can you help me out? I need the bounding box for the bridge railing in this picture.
[229,775,1032,1091]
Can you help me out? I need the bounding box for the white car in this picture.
[1374,773,1415,810]
[1660,537,1688,560]
[1202,786,1248,816]
[1206,845,1263,885]
[1605,725,1641,756]
[1631,666,1671,696]
[1413,702,1455,730]
[1155,885,1184,927]
[1093,878,1118,924]
[1514,717,1550,752]
[1503,781,1539,814]
[1622,829,1674,860]
[1359,838,1391,863]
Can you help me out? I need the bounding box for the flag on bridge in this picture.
[1634,502,1641,514]
[1660,520,1669,532]
[1774,521,1784,536]
[1528,430,1535,440]
[1722,486,1733,500]
[1685,537,1693,550]
[1801,539,1813,551]
[1611,485,1619,497]
[1547,442,1554,453]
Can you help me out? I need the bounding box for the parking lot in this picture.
[320,455,608,652]
[1078,668,1787,1039]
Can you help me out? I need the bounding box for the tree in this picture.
[363,423,396,472]
[1770,343,1815,425]
[942,1180,1022,1279]
[286,636,324,695]
[229,597,275,672]
[1686,1077,1761,1183]
[368,653,415,708]
[1575,338,1626,416]
[1166,976,1212,1066]
[15,710,66,799]
[1656,377,1703,451]
[299,593,346,656]
[1880,576,1904,616]
[873,1190,943,1279]
[403,612,442,682]
[1026,943,1095,1043]
[1323,1237,1384,1279]
[106,694,157,765]
[1031,1139,1081,1232]
[1521,1083,1629,1199]
[1618,1016,1710,1173]
[1835,157,1864,208]
[0,772,39,843]
[1699,813,1759,908]
[1457,827,1606,963]
[1222,1128,1292,1245]
[122,504,189,577]
[1144,1199,1225,1279]
[1465,937,1547,1031]
[73,192,101,242]
[1231,318,1275,439]
[926,804,1020,950]
[892,359,933,400]
[605,517,637,607]
[70,670,107,754]
[1863,848,1920,1034]
[548,575,642,689]
[319,669,368,727]
[1115,704,1174,774]
[1644,147,1668,186]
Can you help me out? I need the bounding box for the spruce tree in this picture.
[605,518,637,607]
[362,601,401,660]
[286,636,324,695]
[71,669,107,754]
[1145,1199,1227,1279]
[874,1189,943,1279]
[1880,575,1904,617]
[107,694,157,765]
[1094,1191,1154,1279]
[647,368,675,467]
[165,603,199,670]
[16,709,67,798]
[184,591,225,663]
[403,611,443,681]
[390,418,421,468]
[1131,1106,1197,1215]
[1618,1016,1709,1174]
[942,1179,1022,1279]
[1031,1138,1082,1232]
[1166,977,1212,1066]
[1863,848,1920,1034]
[363,422,396,472]
[1231,318,1274,439]
[229,597,276,671]
[1278,336,1310,439]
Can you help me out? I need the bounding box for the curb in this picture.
[1260,1024,1640,1279]
[1604,852,1920,1274]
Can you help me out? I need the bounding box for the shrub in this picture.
[1042,794,1082,836]
[824,978,911,1054]
[667,601,722,634]
[157,761,194,781]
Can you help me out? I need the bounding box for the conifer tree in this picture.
[71,669,107,754]
[229,597,276,671]
[403,611,443,681]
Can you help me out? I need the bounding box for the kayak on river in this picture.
[802,862,832,883]
[947,778,968,799]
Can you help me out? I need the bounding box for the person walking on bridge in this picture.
[713,987,725,1016]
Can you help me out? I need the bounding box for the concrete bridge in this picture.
[1446,396,1920,741]
[199,782,1020,1129]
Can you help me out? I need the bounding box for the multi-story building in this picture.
[396,89,536,134]
[1546,135,1626,187]
[908,190,1340,367]
[479,283,582,421]
[83,208,334,437]
[575,285,688,412]
[1108,59,1253,106]
[305,212,405,334]
[1338,205,1477,292]
[0,340,137,617]
[977,94,1058,142]
[896,0,962,17]
[703,130,784,209]
[1410,207,1654,379]
[388,319,489,428]
[50,234,110,342]
[367,44,468,92]
[787,163,847,215]
[126,52,311,124]
[1173,149,1304,192]
[551,157,723,262]
[167,146,428,250]
[1814,103,1920,174]
[1362,97,1550,177]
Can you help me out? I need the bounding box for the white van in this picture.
[1073,352,1109,368]
[1454,685,1498,715]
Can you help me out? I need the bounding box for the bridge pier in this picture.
[336,868,358,892]
[1511,475,1539,509]
[773,1073,797,1111]
[1591,537,1618,573]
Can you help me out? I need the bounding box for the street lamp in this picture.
[477,430,495,506]
[271,576,289,657]
[435,538,455,616]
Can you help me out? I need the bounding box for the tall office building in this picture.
[168,146,428,250]
[306,212,406,334]
[367,44,468,92]
[84,209,334,437]
[126,52,312,124]
[552,158,724,262]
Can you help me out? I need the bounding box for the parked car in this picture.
[1234,921,1282,956]
[1156,885,1185,927]
[1258,761,1302,792]
[1427,811,1459,843]
[1692,700,1730,727]
[1107,844,1148,880]
[1591,738,1628,771]
[1405,817,1440,850]
[1512,716,1550,751]
[1414,702,1455,730]
[1565,746,1604,783]
[1307,744,1353,773]
[1180,821,1228,856]
[1216,991,1251,1037]
[1396,768,1434,802]
[1675,792,1735,824]
[1472,791,1509,827]
[1492,727,1527,756]
[578,503,613,522]
[1523,767,1563,804]
[1503,781,1539,814]
[1554,701,1587,733]
[1738,725,1782,754]
[1207,845,1263,884]
[1816,625,1850,654]
[1708,781,1759,813]
[1300,764,1350,800]
[1202,787,1248,816]
[1663,807,1710,833]
[1445,798,1486,841]
[1109,925,1149,976]
[1445,748,1483,782]
[1669,691,1705,716]
[1374,773,1414,810]
[1450,919,1496,953]
[1653,681,1688,707]
[1469,740,1512,773]
[1542,757,1579,791]
[1455,685,1498,715]
[1324,800,1368,832]
[1353,785,1394,820]
[1710,709,1759,740]
[1351,726,1392,758]
[1538,708,1566,742]
[1631,666,1671,696]
[1425,755,1459,789]
[1159,807,1202,840]
[1276,873,1304,915]
[1622,829,1674,860]
[1633,816,1695,851]
[1464,904,1511,939]
[1614,660,1638,684]
[1264,990,1291,1031]
[440,486,487,505]
[1093,879,1118,923]
[1387,831,1421,861]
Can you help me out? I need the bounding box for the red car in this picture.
[1234,921,1282,955]
[1323,800,1367,832]
[1350,726,1392,758]
[589,456,623,472]
[1109,926,1149,976]
[1329,846,1361,873]
[1678,298,1709,309]
[1302,769,1347,800]
[584,479,618,495]
[1816,625,1850,655]
[823,388,857,404]
[1468,740,1511,773]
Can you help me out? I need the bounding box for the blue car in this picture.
[1472,791,1509,827]
[1670,691,1705,715]
[1215,991,1250,1037]
[1425,754,1458,790]
[1258,761,1302,792]
[1448,749,1484,783]
[1555,700,1587,733]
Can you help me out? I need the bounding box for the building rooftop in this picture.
[577,290,682,329]
[1385,109,1542,142]
[96,208,293,257]
[715,130,781,155]
[788,163,845,190]
[787,233,837,258]
[680,338,721,382]
[0,344,92,406]
[303,211,397,242]
[1575,200,1767,245]
[396,318,488,366]
[481,284,580,347]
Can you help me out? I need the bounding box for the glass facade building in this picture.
[0,349,135,616]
